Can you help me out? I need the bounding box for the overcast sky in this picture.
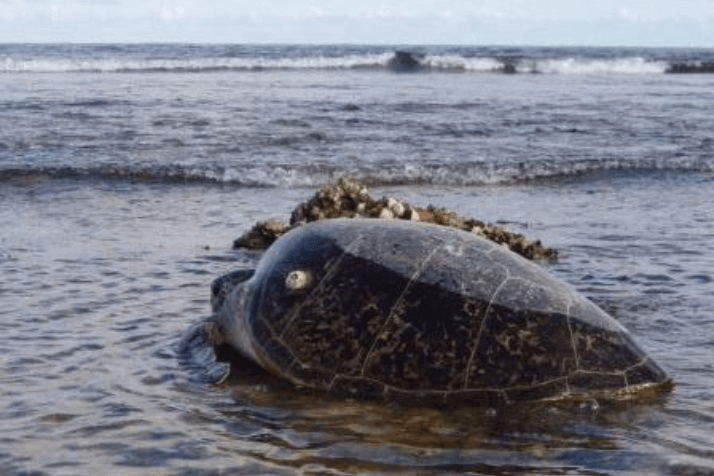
[1,0,713,46]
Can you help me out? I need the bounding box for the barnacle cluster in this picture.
[233,178,557,261]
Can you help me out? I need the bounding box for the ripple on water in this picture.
[2,171,714,474]
[145,366,674,475]
[687,273,713,284]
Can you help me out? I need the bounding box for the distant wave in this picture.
[1,51,703,75]
[0,53,394,74]
[2,157,712,188]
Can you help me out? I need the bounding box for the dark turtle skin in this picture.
[206,218,669,404]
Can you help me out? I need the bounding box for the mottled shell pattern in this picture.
[214,218,668,404]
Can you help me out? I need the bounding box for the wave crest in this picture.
[2,157,711,188]
[0,51,684,75]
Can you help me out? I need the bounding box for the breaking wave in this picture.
[2,157,712,188]
[0,51,703,75]
[0,53,394,74]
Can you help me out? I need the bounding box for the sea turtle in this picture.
[184,218,670,404]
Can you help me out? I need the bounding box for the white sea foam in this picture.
[0,53,672,75]
[421,55,503,72]
[530,57,668,75]
[5,156,711,188]
[0,53,394,73]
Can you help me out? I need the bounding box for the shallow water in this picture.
[2,171,714,475]
[2,44,714,475]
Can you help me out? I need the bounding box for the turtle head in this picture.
[210,269,255,313]
[211,268,266,367]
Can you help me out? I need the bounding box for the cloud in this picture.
[280,6,332,19]
[618,7,639,22]
[49,3,77,20]
[159,3,186,21]
[355,8,411,19]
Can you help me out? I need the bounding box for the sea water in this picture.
[1,44,714,475]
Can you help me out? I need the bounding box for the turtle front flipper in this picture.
[178,320,231,384]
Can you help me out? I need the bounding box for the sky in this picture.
[0,0,713,46]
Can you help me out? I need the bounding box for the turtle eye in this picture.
[285,269,313,291]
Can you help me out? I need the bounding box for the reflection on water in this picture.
[196,373,674,475]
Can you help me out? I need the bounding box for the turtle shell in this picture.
[217,218,669,404]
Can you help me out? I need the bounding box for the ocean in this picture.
[1,43,714,475]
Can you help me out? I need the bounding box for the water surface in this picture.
[1,44,714,475]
